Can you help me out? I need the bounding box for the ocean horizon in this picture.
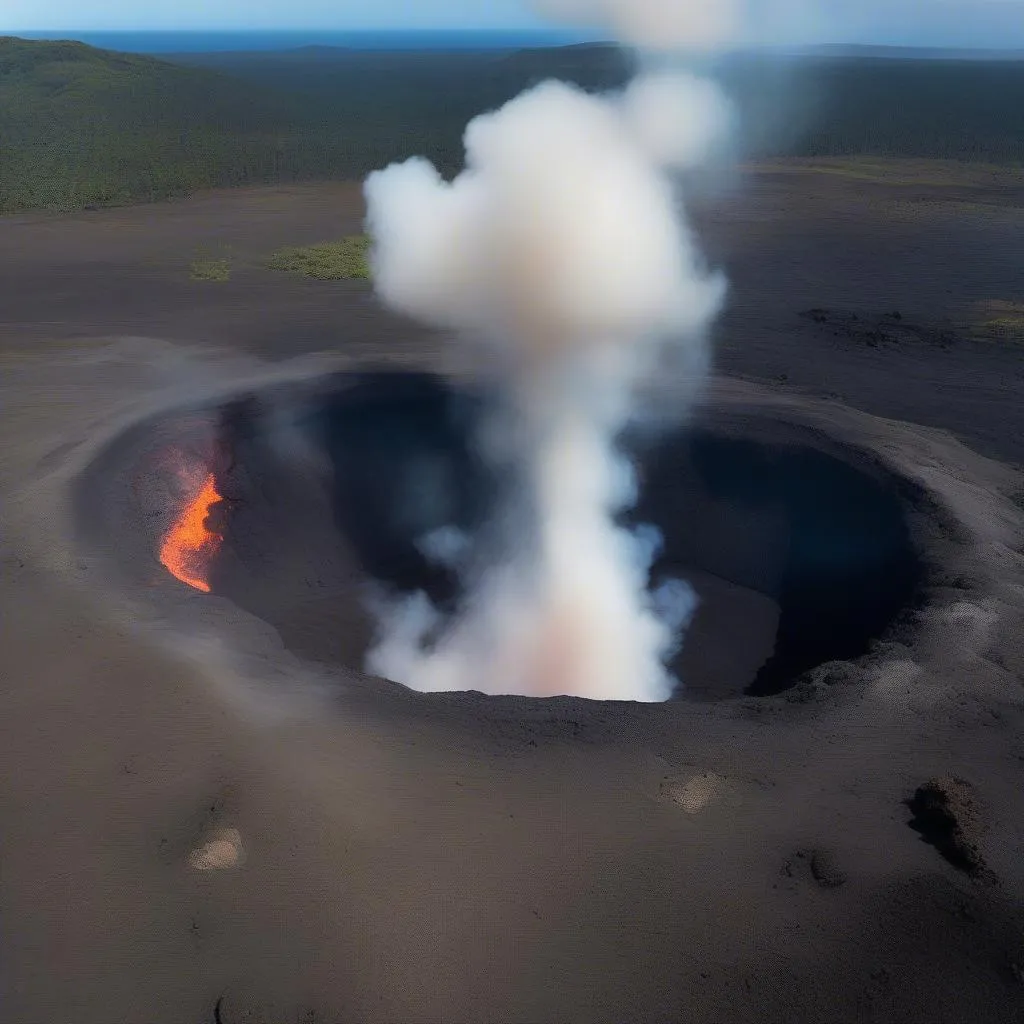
[12,29,602,53]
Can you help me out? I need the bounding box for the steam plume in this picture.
[534,0,741,51]
[361,4,734,702]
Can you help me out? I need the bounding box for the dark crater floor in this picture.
[78,370,935,702]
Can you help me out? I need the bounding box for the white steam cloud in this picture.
[360,3,735,702]
[534,0,742,51]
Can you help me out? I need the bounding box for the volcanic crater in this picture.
[74,369,951,705]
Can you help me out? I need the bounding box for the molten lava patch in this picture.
[159,472,223,593]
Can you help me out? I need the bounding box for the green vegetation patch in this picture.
[189,257,232,282]
[267,235,371,280]
[972,300,1024,345]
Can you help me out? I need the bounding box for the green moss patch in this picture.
[189,257,232,282]
[267,235,371,280]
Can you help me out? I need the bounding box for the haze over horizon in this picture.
[5,0,1024,51]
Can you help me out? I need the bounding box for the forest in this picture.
[2,35,1022,214]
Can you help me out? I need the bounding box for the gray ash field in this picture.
[1,165,1023,1024]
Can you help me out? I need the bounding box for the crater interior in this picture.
[77,370,932,702]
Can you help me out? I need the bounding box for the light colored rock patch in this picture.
[189,827,244,872]
[663,772,730,814]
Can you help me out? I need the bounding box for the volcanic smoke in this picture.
[362,0,733,702]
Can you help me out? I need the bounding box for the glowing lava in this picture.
[159,472,223,593]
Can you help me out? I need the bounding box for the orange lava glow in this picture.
[159,473,223,593]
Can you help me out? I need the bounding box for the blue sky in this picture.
[5,0,539,31]
[5,0,1024,49]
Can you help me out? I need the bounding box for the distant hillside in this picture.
[0,36,496,213]
[0,36,315,211]
[159,42,1024,169]
[790,43,1024,61]
[1,35,1022,215]
[763,55,1024,163]
[168,42,631,101]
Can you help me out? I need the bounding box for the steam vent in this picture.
[76,368,970,707]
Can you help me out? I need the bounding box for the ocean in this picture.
[13,30,600,53]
